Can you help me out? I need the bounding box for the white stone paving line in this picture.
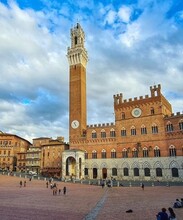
[83,188,109,220]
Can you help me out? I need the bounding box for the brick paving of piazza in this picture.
[0,175,183,220]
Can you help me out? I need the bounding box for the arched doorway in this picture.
[102,168,107,179]
[93,168,97,179]
[66,157,76,177]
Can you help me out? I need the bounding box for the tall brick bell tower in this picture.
[67,23,88,144]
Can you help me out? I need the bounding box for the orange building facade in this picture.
[40,137,69,177]
[0,131,31,171]
[62,23,183,182]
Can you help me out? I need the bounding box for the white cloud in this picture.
[118,6,132,23]
[0,2,69,142]
[0,0,183,143]
[105,9,116,25]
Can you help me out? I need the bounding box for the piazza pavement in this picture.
[0,175,183,220]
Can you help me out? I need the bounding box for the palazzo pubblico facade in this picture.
[62,23,183,182]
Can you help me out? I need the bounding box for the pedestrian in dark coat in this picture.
[63,186,66,195]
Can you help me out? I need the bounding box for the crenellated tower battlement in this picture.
[113,84,163,106]
[164,112,183,118]
[87,122,114,128]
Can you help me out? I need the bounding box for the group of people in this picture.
[156,197,183,219]
[157,207,176,220]
[19,180,26,187]
[46,180,67,196]
[173,198,183,208]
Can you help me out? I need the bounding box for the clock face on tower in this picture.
[131,108,142,118]
[71,120,79,129]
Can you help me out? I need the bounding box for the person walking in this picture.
[63,186,66,195]
[20,180,22,188]
[141,183,144,190]
[168,207,176,220]
[24,180,26,187]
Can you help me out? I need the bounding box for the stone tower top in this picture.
[67,23,88,67]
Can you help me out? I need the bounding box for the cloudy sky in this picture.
[0,0,183,143]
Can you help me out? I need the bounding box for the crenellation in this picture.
[163,111,183,119]
[87,122,115,128]
[113,93,123,105]
[114,90,162,107]
[150,84,161,97]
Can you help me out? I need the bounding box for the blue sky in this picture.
[0,0,183,142]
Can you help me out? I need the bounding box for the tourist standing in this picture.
[63,186,66,195]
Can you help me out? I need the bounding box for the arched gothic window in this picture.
[112,168,117,176]
[154,146,161,157]
[110,128,116,137]
[166,121,174,132]
[85,151,88,159]
[122,148,128,158]
[92,150,97,159]
[122,112,125,120]
[141,125,147,134]
[172,168,179,177]
[144,168,150,176]
[134,168,139,176]
[101,129,106,138]
[124,167,129,176]
[169,145,176,157]
[152,123,158,134]
[132,148,138,158]
[151,107,155,115]
[156,168,162,177]
[92,130,97,138]
[131,126,136,136]
[111,149,116,158]
[143,147,149,157]
[101,149,106,159]
[121,127,126,136]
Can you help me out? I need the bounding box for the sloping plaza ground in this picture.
[0,175,183,220]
